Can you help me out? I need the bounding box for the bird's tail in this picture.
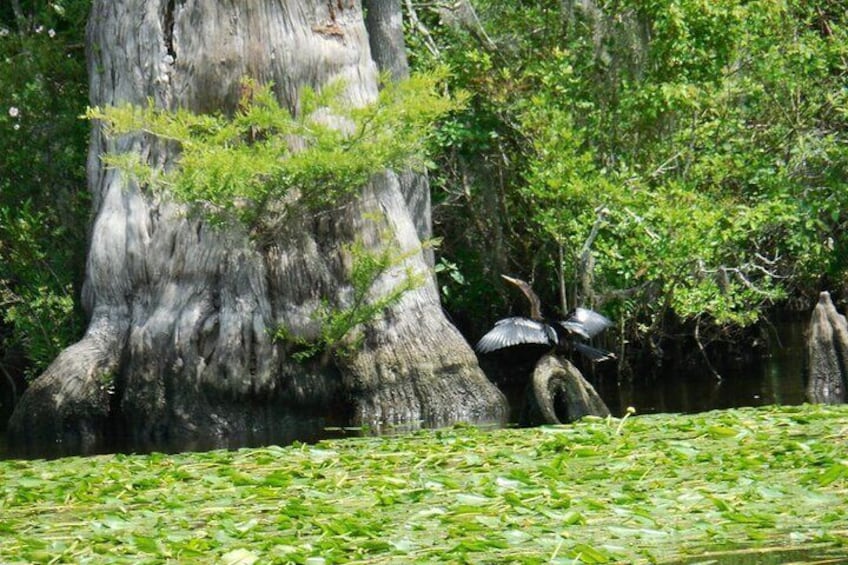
[574,342,616,362]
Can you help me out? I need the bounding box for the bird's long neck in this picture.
[502,275,544,320]
[526,292,542,320]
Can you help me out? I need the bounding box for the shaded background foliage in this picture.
[1,0,847,426]
[410,0,848,370]
[0,0,90,426]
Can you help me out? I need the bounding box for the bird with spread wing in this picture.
[475,275,615,361]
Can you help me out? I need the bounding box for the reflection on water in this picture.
[0,320,813,459]
[598,320,807,417]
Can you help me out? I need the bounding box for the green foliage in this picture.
[2,405,848,562]
[4,0,847,378]
[409,0,848,346]
[276,231,426,361]
[90,74,452,361]
[0,0,90,380]
[518,0,847,328]
[88,72,463,229]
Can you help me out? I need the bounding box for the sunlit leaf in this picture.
[1,406,848,563]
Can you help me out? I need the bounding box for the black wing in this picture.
[475,317,558,354]
[574,342,616,362]
[557,307,613,339]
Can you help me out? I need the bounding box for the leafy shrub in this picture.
[276,231,426,361]
[90,73,458,359]
[0,1,90,382]
[88,73,462,231]
[408,0,848,351]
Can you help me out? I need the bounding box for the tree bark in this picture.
[806,291,848,404]
[362,0,433,265]
[363,0,408,82]
[522,353,610,425]
[9,0,506,456]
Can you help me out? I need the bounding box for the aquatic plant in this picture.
[1,405,847,563]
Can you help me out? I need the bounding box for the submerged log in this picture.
[806,291,848,404]
[522,354,610,425]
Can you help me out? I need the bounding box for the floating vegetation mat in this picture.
[2,404,848,563]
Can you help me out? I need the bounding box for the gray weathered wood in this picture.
[362,0,433,264]
[523,353,610,425]
[9,0,506,455]
[806,291,848,404]
[364,0,408,82]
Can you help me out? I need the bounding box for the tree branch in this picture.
[0,364,17,406]
[576,206,607,305]
[404,0,440,58]
[695,316,722,381]
[558,243,568,313]
[10,0,27,34]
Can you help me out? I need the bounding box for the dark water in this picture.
[0,321,809,459]
[598,320,807,417]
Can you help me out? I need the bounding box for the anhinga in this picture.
[475,275,615,361]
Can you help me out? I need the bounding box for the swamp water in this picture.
[599,319,807,417]
[0,320,811,458]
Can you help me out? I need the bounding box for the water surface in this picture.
[0,320,813,458]
[598,319,807,416]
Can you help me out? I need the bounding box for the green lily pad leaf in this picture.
[504,529,533,545]
[570,542,613,563]
[707,425,739,438]
[222,548,259,565]
[561,509,585,526]
[722,511,776,527]
[96,514,130,530]
[308,448,338,462]
[814,461,848,486]
[390,538,416,552]
[132,535,160,554]
[454,493,492,506]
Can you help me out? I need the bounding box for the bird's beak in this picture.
[500,274,520,285]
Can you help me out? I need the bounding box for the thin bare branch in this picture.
[404,0,440,58]
[695,316,722,381]
[0,365,18,406]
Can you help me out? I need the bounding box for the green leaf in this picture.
[221,548,260,565]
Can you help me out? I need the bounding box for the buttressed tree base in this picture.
[9,0,507,456]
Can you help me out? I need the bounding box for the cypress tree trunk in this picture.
[9,0,506,456]
[806,291,848,404]
[363,0,433,264]
[364,0,409,82]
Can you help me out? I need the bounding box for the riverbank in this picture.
[1,404,847,563]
